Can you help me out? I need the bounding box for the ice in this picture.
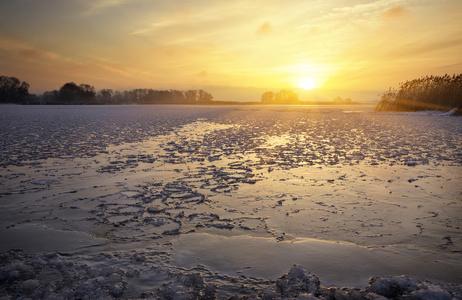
[4,251,458,299]
[0,104,461,298]
[367,276,456,300]
[30,179,58,185]
[367,275,419,298]
[276,265,321,297]
[154,273,216,299]
[0,224,106,253]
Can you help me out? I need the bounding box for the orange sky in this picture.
[1,0,461,102]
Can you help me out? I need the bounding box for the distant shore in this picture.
[3,100,365,106]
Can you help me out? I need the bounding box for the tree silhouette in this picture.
[97,89,113,104]
[261,91,274,104]
[79,84,96,101]
[275,89,299,104]
[261,90,299,104]
[58,82,96,103]
[198,89,213,102]
[185,90,198,102]
[41,90,59,104]
[59,82,81,102]
[0,75,29,103]
[1,75,216,105]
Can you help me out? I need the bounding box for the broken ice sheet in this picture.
[0,105,461,298]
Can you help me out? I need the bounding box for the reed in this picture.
[375,74,462,114]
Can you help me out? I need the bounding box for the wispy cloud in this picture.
[381,6,409,20]
[0,35,163,90]
[80,0,131,15]
[0,36,69,65]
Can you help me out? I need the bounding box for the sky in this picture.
[0,0,461,102]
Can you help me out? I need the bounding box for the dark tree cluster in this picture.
[375,74,462,113]
[261,89,299,104]
[0,75,214,105]
[100,88,213,104]
[39,86,213,105]
[56,82,96,104]
[0,76,30,103]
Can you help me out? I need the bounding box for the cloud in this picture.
[385,36,462,60]
[80,0,131,16]
[0,35,158,91]
[258,22,271,35]
[197,70,208,78]
[381,6,409,20]
[0,36,64,64]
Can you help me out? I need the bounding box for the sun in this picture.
[298,77,316,90]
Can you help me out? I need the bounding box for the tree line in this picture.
[261,89,300,104]
[375,74,462,113]
[261,89,354,105]
[0,76,30,103]
[0,75,214,105]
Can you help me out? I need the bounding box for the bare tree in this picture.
[261,91,274,104]
[0,75,29,103]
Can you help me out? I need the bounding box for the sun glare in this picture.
[299,77,316,90]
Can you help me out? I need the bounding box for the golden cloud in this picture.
[258,22,271,35]
[381,6,409,20]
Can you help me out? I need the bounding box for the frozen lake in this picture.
[1,104,461,299]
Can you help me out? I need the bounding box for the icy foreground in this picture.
[0,105,461,299]
[1,250,461,299]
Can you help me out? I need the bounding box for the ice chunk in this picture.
[367,275,419,298]
[276,265,321,297]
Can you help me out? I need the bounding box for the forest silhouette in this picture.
[0,76,215,105]
[0,75,357,105]
[1,74,461,112]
